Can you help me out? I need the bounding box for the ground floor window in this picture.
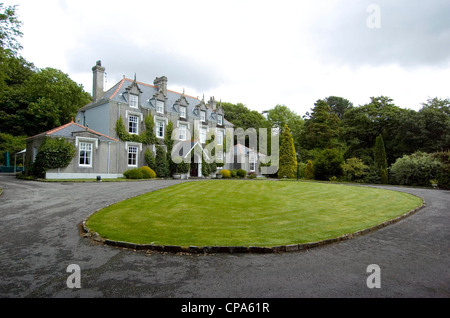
[128,146,138,166]
[79,142,93,167]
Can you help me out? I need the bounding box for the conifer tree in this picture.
[155,144,169,178]
[278,124,297,178]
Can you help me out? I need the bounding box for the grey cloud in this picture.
[66,33,224,93]
[309,0,450,68]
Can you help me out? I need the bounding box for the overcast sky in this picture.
[6,0,450,116]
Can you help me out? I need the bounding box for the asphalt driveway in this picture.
[0,174,449,298]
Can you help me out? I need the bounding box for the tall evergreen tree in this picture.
[278,124,297,178]
[155,144,169,178]
[374,134,388,184]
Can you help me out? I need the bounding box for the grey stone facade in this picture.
[25,61,264,179]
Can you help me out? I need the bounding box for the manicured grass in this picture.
[86,180,423,247]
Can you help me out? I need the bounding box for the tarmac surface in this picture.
[0,173,449,298]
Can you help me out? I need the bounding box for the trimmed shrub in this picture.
[139,166,156,179]
[219,169,231,178]
[123,168,143,179]
[236,169,246,178]
[230,169,237,178]
[247,171,257,179]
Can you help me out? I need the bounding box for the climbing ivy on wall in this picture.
[115,113,156,145]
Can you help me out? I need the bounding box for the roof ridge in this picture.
[117,78,201,101]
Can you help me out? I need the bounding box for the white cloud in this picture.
[7,0,450,117]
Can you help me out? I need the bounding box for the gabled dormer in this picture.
[174,91,189,120]
[214,103,225,126]
[194,96,208,123]
[125,75,143,109]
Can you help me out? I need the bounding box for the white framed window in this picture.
[79,142,93,167]
[128,115,139,134]
[156,120,165,138]
[217,114,223,125]
[216,130,224,145]
[128,146,138,166]
[156,100,164,114]
[179,124,187,141]
[200,110,206,122]
[129,94,139,108]
[179,106,186,118]
[200,127,207,144]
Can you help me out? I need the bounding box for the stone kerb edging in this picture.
[81,200,425,254]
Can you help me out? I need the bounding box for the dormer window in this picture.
[129,94,139,108]
[156,100,164,114]
[217,114,223,126]
[200,110,206,122]
[179,106,187,118]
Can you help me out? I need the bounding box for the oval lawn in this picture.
[86,180,423,248]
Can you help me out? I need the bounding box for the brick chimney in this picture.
[153,76,167,96]
[92,60,105,102]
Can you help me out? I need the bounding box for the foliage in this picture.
[219,169,231,178]
[278,124,297,178]
[247,171,257,179]
[431,151,450,189]
[304,160,314,180]
[123,167,156,179]
[144,147,156,170]
[323,96,354,120]
[313,148,344,181]
[0,132,25,164]
[139,166,156,179]
[390,152,443,187]
[342,157,369,182]
[236,168,246,178]
[0,4,23,54]
[374,134,388,184]
[266,104,304,151]
[301,99,341,150]
[31,137,76,177]
[123,168,143,179]
[115,113,156,145]
[201,157,211,176]
[154,145,169,178]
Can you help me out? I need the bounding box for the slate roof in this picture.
[27,120,118,142]
[79,77,233,126]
